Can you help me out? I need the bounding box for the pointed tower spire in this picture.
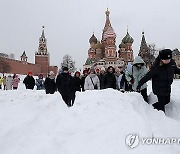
[41,26,45,38]
[140,32,148,52]
[36,26,48,55]
[139,32,150,65]
[103,8,111,32]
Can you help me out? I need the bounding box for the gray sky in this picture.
[0,0,180,69]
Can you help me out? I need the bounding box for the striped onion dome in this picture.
[122,32,134,44]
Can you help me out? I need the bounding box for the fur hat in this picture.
[62,67,68,71]
[159,49,172,60]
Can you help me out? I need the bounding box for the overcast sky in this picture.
[0,0,180,69]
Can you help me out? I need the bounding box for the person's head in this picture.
[135,63,143,68]
[83,69,89,76]
[75,71,80,77]
[159,49,172,64]
[107,66,115,73]
[15,75,18,78]
[115,67,120,74]
[38,74,43,79]
[89,67,95,74]
[100,67,106,74]
[28,72,32,76]
[63,67,69,73]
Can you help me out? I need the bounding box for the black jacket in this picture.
[138,57,180,96]
[104,72,116,89]
[23,75,35,90]
[98,73,105,89]
[73,77,82,92]
[56,73,75,96]
[44,77,56,94]
[81,75,87,92]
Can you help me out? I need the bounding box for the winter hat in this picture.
[159,49,172,60]
[62,67,68,71]
[28,72,32,75]
[100,67,105,71]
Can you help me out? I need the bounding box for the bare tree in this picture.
[0,58,11,76]
[61,55,76,73]
[148,44,159,63]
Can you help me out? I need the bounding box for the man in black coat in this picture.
[44,71,56,94]
[103,66,116,89]
[137,49,180,112]
[23,72,35,90]
[56,67,75,107]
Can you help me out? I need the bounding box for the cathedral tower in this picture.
[35,26,49,76]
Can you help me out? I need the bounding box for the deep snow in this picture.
[0,76,180,154]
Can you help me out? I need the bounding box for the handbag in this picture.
[90,77,98,90]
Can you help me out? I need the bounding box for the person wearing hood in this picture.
[103,66,116,89]
[125,56,148,102]
[36,74,45,90]
[44,71,56,94]
[56,67,76,107]
[137,49,180,112]
[12,75,20,90]
[84,68,100,90]
[73,71,82,92]
[23,72,35,90]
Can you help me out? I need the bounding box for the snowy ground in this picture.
[0,75,180,154]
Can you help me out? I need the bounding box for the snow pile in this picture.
[0,79,180,154]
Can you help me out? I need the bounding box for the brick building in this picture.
[0,27,58,76]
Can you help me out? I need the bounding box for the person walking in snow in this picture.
[44,71,56,94]
[117,69,129,92]
[56,67,76,107]
[36,74,45,90]
[6,75,13,90]
[23,72,35,90]
[0,77,3,90]
[103,66,116,89]
[84,68,100,90]
[137,49,180,112]
[3,76,6,90]
[12,75,20,90]
[125,56,148,102]
[73,71,82,92]
[81,69,89,92]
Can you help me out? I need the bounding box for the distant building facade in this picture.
[83,9,134,70]
[0,27,58,76]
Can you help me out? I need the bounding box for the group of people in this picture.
[1,49,179,113]
[0,74,20,90]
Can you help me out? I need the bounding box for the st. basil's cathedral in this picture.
[84,8,134,70]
